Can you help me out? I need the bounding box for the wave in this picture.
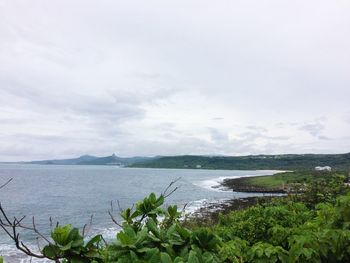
[0,226,121,263]
[193,171,282,192]
[184,198,235,216]
[0,243,52,263]
[193,175,243,191]
[88,226,120,241]
[183,199,210,214]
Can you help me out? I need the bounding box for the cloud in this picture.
[209,128,229,143]
[317,135,332,141]
[239,132,290,141]
[0,0,350,160]
[298,121,337,142]
[246,126,268,133]
[299,123,325,137]
[344,112,350,124]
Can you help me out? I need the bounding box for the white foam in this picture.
[183,198,235,216]
[0,243,52,263]
[0,226,122,262]
[89,226,120,241]
[193,171,283,192]
[193,175,240,191]
[184,199,209,214]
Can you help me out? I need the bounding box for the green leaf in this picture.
[161,252,173,263]
[144,248,160,263]
[188,251,199,263]
[71,258,89,263]
[71,238,84,248]
[51,224,72,246]
[174,257,185,263]
[85,234,103,248]
[176,225,191,239]
[42,244,61,258]
[147,218,159,235]
[117,225,137,247]
[60,241,73,251]
[67,228,80,241]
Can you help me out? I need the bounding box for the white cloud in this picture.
[0,0,350,161]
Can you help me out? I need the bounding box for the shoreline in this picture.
[185,171,288,224]
[186,172,286,224]
[220,175,286,193]
[196,170,284,191]
[184,196,278,225]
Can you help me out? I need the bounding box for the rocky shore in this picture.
[185,175,287,226]
[221,176,286,193]
[184,196,279,226]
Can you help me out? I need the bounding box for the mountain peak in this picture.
[79,154,96,158]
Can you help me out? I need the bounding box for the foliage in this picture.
[221,170,349,194]
[216,201,313,244]
[103,192,221,263]
[246,170,343,188]
[298,174,350,207]
[42,224,104,262]
[214,190,350,262]
[130,153,350,170]
[30,192,221,262]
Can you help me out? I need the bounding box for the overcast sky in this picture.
[0,0,350,161]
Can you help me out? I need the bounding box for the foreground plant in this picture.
[104,192,221,262]
[0,182,222,262]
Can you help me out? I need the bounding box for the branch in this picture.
[13,216,53,244]
[0,204,53,260]
[181,202,188,213]
[0,178,13,190]
[162,177,181,198]
[108,210,122,227]
[82,214,93,237]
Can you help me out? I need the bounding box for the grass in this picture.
[245,170,345,189]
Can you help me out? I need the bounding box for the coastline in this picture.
[184,196,278,226]
[220,176,286,193]
[195,170,284,191]
[186,171,286,224]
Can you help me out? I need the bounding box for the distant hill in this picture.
[26,154,157,166]
[76,154,156,166]
[28,155,99,165]
[129,153,350,170]
[5,153,350,170]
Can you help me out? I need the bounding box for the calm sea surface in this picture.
[0,164,279,262]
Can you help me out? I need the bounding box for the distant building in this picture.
[315,166,332,171]
[196,164,202,169]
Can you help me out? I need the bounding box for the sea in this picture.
[0,164,280,262]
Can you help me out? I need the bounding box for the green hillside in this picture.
[130,153,350,170]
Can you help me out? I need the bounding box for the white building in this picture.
[314,166,332,171]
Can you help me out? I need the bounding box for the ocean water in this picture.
[0,164,279,262]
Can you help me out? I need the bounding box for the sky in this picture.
[0,0,350,161]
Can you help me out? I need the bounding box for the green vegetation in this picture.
[130,153,350,170]
[215,194,350,262]
[1,174,350,262]
[19,192,223,262]
[245,170,347,190]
